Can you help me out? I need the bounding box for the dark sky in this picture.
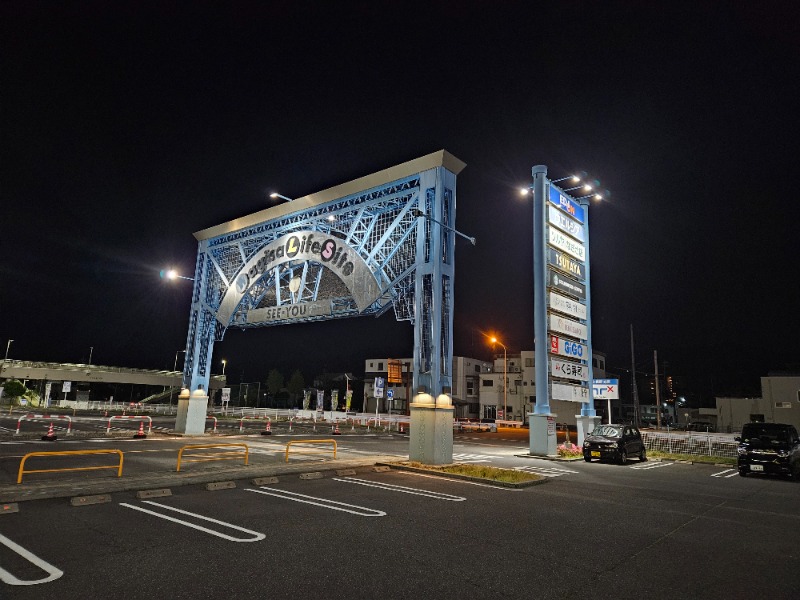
[2,2,798,396]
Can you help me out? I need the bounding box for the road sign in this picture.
[386,389,394,399]
[374,377,384,398]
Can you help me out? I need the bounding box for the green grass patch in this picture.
[648,450,735,465]
[403,462,542,483]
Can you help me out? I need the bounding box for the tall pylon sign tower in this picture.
[530,166,600,456]
[177,151,465,465]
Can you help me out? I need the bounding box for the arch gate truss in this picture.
[181,151,466,412]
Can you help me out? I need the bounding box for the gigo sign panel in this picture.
[549,335,587,360]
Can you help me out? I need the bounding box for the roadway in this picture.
[1,423,799,598]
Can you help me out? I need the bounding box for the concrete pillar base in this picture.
[175,389,209,435]
[529,413,558,457]
[409,397,454,465]
[575,415,602,446]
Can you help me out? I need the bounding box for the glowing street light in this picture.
[269,192,293,203]
[221,359,227,376]
[161,268,194,282]
[490,336,508,422]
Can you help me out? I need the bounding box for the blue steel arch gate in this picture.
[182,150,466,405]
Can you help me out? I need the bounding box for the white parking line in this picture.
[333,477,466,501]
[514,466,579,477]
[0,532,64,586]
[452,453,493,463]
[629,462,674,470]
[119,501,266,542]
[711,469,739,478]
[246,487,386,516]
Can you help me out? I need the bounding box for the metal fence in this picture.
[642,431,738,459]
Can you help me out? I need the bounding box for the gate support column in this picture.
[409,390,454,465]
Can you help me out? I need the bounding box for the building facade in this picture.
[714,373,800,433]
[478,349,607,425]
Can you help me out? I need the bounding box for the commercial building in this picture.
[714,373,800,433]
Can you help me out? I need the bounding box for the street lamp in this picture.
[269,192,293,203]
[88,346,93,365]
[490,336,507,421]
[221,359,227,376]
[161,268,195,282]
[171,350,186,406]
[1,339,12,378]
[410,208,477,246]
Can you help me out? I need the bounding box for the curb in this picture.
[377,463,549,488]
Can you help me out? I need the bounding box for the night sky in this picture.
[3,2,798,398]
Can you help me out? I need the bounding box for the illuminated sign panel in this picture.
[548,270,586,300]
[549,335,587,359]
[549,314,588,340]
[551,381,589,402]
[593,379,619,400]
[548,185,585,224]
[551,358,590,382]
[549,227,585,261]
[549,291,587,320]
[547,248,585,280]
[548,205,585,242]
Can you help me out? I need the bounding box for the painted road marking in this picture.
[514,465,579,477]
[0,532,63,586]
[333,477,466,501]
[711,469,739,478]
[119,501,266,542]
[246,487,386,517]
[629,462,674,470]
[452,453,493,463]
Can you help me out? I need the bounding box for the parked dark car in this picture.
[736,422,800,478]
[583,424,646,464]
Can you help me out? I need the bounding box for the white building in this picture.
[479,349,607,425]
[714,373,800,433]
[363,356,492,418]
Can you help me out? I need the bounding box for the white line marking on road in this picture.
[629,462,674,470]
[711,469,739,478]
[0,532,64,586]
[396,470,524,491]
[119,501,266,542]
[452,453,493,463]
[333,477,466,501]
[246,487,386,516]
[514,465,579,477]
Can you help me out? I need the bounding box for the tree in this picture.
[266,369,284,406]
[2,380,27,407]
[287,370,305,407]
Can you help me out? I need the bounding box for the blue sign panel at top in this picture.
[548,185,585,224]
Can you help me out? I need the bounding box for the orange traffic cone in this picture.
[333,422,341,435]
[261,420,272,435]
[133,421,147,438]
[42,422,58,441]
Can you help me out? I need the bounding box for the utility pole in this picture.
[654,350,661,430]
[630,324,640,427]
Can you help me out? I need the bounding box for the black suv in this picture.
[583,424,646,464]
[736,422,800,478]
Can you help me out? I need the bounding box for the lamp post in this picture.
[88,346,93,365]
[410,209,476,246]
[171,350,186,406]
[222,359,227,376]
[490,337,507,421]
[163,269,194,282]
[1,339,12,379]
[269,192,293,203]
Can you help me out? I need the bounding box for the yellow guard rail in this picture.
[176,443,249,472]
[285,439,337,463]
[18,449,124,484]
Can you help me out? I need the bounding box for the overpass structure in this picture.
[0,359,227,390]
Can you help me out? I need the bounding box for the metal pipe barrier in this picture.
[17,449,124,484]
[238,416,269,433]
[285,439,337,463]
[15,414,73,436]
[176,443,249,472]
[206,415,218,433]
[106,415,152,434]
